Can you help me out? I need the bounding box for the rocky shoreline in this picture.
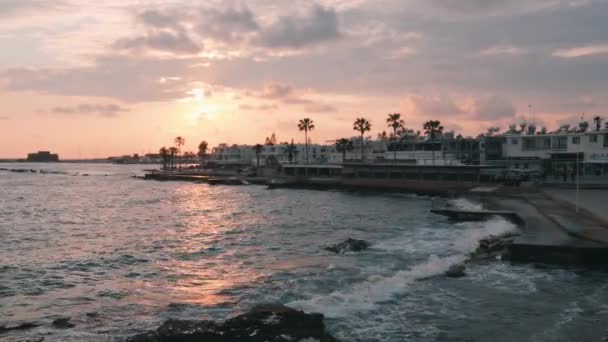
[127,304,339,342]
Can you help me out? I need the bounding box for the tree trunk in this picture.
[360,133,364,161]
[305,131,309,165]
[393,129,397,162]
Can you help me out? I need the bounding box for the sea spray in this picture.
[448,198,483,211]
[288,218,518,318]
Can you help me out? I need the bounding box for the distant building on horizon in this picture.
[27,151,59,162]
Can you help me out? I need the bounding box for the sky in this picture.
[0,0,607,158]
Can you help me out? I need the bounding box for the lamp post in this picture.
[576,135,579,214]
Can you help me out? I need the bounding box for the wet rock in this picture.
[469,233,518,261]
[324,238,370,254]
[52,317,75,329]
[86,312,99,318]
[445,264,466,277]
[21,337,44,342]
[127,303,339,342]
[0,322,39,333]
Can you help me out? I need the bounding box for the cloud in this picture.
[419,0,591,18]
[50,103,129,117]
[304,103,337,113]
[113,30,202,54]
[552,44,608,58]
[112,9,202,55]
[112,3,340,55]
[196,5,259,43]
[2,54,197,102]
[472,95,517,120]
[0,116,9,120]
[239,103,278,111]
[137,9,183,30]
[0,0,67,17]
[259,5,341,48]
[252,82,336,113]
[403,94,465,117]
[259,83,294,99]
[480,45,526,56]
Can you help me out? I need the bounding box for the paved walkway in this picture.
[524,191,608,244]
[542,188,608,225]
[484,191,608,245]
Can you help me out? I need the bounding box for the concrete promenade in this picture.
[542,188,608,225]
[481,190,608,266]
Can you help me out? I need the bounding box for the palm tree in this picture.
[168,147,178,170]
[423,120,444,164]
[594,116,603,131]
[297,118,315,164]
[252,144,264,169]
[335,138,354,162]
[353,117,372,161]
[386,113,404,161]
[159,147,169,170]
[174,136,185,169]
[198,140,208,168]
[282,140,298,164]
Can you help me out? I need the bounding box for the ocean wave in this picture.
[288,218,517,317]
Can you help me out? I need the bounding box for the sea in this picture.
[1,163,608,341]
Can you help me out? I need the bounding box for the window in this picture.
[524,163,529,169]
[572,136,580,144]
[511,138,519,145]
[514,163,519,169]
[604,134,608,147]
[523,138,535,151]
[552,137,568,150]
[590,135,598,143]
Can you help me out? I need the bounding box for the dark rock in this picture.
[127,303,339,342]
[23,337,44,342]
[469,233,518,261]
[86,312,99,318]
[0,322,39,334]
[324,238,370,254]
[445,264,466,277]
[52,317,75,329]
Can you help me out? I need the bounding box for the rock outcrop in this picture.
[127,304,339,342]
[445,264,466,277]
[324,238,370,254]
[469,233,519,261]
[0,322,38,334]
[52,317,75,329]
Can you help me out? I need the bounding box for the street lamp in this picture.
[576,134,580,214]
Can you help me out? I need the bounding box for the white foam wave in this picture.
[448,198,483,211]
[288,218,518,318]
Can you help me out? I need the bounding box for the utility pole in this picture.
[576,137,579,214]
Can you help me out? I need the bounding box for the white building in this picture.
[208,142,333,167]
[327,135,478,166]
[207,144,256,168]
[484,126,608,183]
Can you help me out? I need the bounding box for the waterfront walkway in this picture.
[481,192,608,266]
[485,188,608,245]
[542,188,608,225]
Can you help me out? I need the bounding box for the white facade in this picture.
[496,130,608,163]
[208,144,255,166]
[209,143,333,166]
[485,128,608,182]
